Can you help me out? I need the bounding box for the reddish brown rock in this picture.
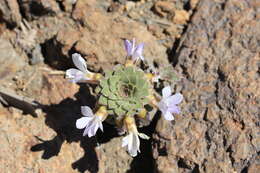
[39,73,79,105]
[153,0,260,172]
[172,10,190,25]
[152,1,175,17]
[71,0,168,70]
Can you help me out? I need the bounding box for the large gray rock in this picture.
[153,0,260,172]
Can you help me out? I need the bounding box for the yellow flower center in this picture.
[95,106,108,121]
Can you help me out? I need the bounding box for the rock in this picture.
[60,0,77,12]
[125,1,136,12]
[39,73,79,105]
[29,44,44,65]
[98,137,133,173]
[153,0,260,172]
[56,28,81,56]
[19,0,60,20]
[172,10,190,25]
[152,1,175,17]
[0,38,25,82]
[0,107,84,173]
[190,0,200,9]
[232,132,253,162]
[0,0,22,27]
[248,157,260,173]
[71,0,168,70]
[15,20,37,52]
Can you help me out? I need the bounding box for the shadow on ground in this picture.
[30,84,117,173]
[29,82,159,173]
[30,84,96,172]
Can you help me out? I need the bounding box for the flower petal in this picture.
[133,43,144,61]
[138,133,150,140]
[122,135,129,147]
[81,106,94,117]
[163,111,174,121]
[167,93,183,105]
[127,133,134,152]
[162,86,172,98]
[99,121,104,132]
[72,53,88,72]
[66,68,90,83]
[91,122,100,137]
[124,40,132,56]
[129,134,140,157]
[76,117,92,129]
[157,100,167,114]
[131,38,136,54]
[168,105,181,114]
[66,68,84,78]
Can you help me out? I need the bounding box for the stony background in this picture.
[0,0,259,173]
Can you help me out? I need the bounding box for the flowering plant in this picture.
[66,38,183,157]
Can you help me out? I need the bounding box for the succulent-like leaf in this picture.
[98,65,150,119]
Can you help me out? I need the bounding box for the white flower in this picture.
[66,53,93,83]
[76,106,104,137]
[158,86,183,121]
[122,116,149,157]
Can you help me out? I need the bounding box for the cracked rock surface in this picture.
[153,0,260,172]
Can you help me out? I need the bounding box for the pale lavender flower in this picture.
[158,86,183,121]
[76,106,103,137]
[66,53,93,83]
[124,38,144,62]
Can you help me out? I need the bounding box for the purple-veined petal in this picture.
[81,106,94,117]
[124,40,132,56]
[131,38,136,54]
[76,117,92,129]
[133,43,144,61]
[66,68,87,83]
[163,111,174,121]
[168,105,181,114]
[66,68,84,78]
[157,100,168,114]
[72,53,88,72]
[162,86,172,98]
[167,93,183,105]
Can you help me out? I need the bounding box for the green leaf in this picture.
[115,107,125,116]
[95,86,101,94]
[108,100,117,109]
[101,86,110,97]
[99,95,108,105]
